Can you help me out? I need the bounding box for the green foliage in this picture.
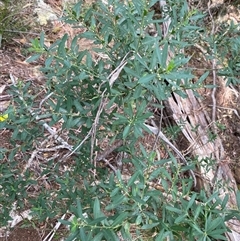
[215,22,240,85]
[1,0,240,240]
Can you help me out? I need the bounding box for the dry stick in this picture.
[153,104,164,150]
[91,55,129,172]
[91,89,107,177]
[159,0,171,39]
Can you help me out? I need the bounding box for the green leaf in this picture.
[110,187,120,198]
[123,124,131,139]
[79,228,87,241]
[236,190,240,210]
[161,179,170,191]
[26,54,41,63]
[133,125,143,138]
[205,84,217,88]
[127,170,140,187]
[86,52,92,68]
[135,214,142,225]
[209,232,227,240]
[165,206,182,214]
[92,232,104,241]
[120,223,131,240]
[221,194,229,209]
[135,54,149,69]
[174,214,187,224]
[124,67,140,78]
[196,71,209,86]
[39,31,45,48]
[149,168,163,180]
[190,223,203,234]
[206,217,222,232]
[73,1,82,19]
[138,74,156,84]
[93,198,104,219]
[80,31,96,40]
[76,198,85,220]
[58,34,68,56]
[152,82,167,101]
[86,230,94,241]
[102,229,119,241]
[133,85,143,99]
[141,222,159,230]
[105,195,127,210]
[45,56,53,67]
[88,217,106,225]
[194,204,202,221]
[186,193,197,210]
[65,231,79,241]
[58,219,72,226]
[155,40,162,66]
[124,103,133,117]
[111,212,129,227]
[162,42,168,69]
[161,72,195,80]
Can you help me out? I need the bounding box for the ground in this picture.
[0,0,240,240]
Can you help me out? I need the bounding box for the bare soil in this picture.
[0,227,41,241]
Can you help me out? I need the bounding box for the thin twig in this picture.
[108,51,133,87]
[96,140,124,161]
[60,127,93,161]
[102,158,117,174]
[37,145,71,152]
[153,104,164,150]
[91,90,107,177]
[39,92,54,109]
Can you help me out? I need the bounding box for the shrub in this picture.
[1,0,240,240]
